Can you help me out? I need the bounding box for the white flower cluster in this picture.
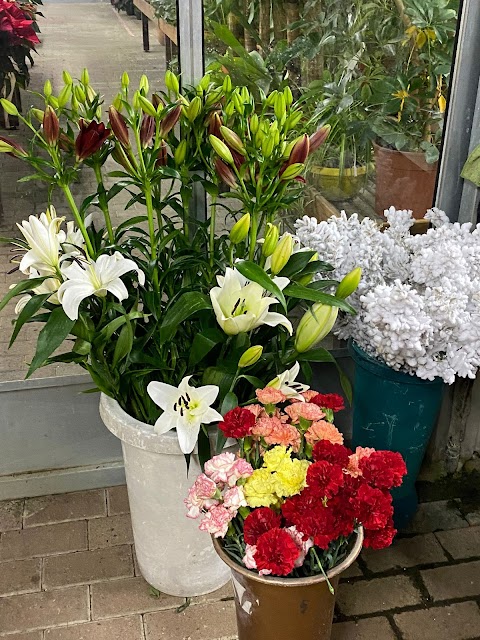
[295,207,480,384]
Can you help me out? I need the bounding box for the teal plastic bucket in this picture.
[349,341,444,529]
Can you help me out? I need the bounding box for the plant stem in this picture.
[93,164,114,243]
[209,194,217,269]
[61,185,95,258]
[144,183,159,289]
[312,547,335,595]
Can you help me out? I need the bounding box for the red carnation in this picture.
[219,407,255,439]
[356,484,393,531]
[359,451,407,490]
[243,507,281,545]
[255,528,300,576]
[311,393,345,412]
[306,460,344,498]
[313,440,351,467]
[282,488,337,549]
[326,493,356,539]
[363,518,397,549]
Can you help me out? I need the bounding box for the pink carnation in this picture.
[256,387,287,405]
[285,403,325,424]
[252,416,301,452]
[184,473,218,519]
[199,504,234,538]
[223,486,247,513]
[347,447,375,477]
[229,458,254,486]
[242,543,272,575]
[204,452,237,485]
[245,404,267,419]
[285,526,314,568]
[305,420,344,446]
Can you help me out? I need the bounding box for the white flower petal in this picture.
[176,420,202,454]
[105,279,129,302]
[58,281,96,320]
[262,312,293,335]
[194,384,220,407]
[154,411,178,435]
[147,381,180,411]
[201,407,224,424]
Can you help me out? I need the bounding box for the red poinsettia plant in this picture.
[185,376,407,581]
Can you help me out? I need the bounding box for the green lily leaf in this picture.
[159,292,212,345]
[284,283,356,314]
[9,293,50,347]
[27,307,76,378]
[235,260,287,311]
[0,276,48,314]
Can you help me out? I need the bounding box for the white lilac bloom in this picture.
[147,376,223,454]
[17,210,65,276]
[58,252,145,320]
[267,361,309,400]
[210,267,293,336]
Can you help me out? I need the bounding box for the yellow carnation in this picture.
[244,468,278,508]
[263,445,291,472]
[274,458,309,498]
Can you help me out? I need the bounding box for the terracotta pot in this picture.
[213,529,364,640]
[374,143,438,219]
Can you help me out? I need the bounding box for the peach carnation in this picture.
[252,416,302,452]
[245,404,266,419]
[305,420,344,446]
[285,402,325,424]
[256,387,287,405]
[347,447,375,477]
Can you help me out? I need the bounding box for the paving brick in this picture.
[106,486,130,516]
[435,526,480,560]
[43,616,144,640]
[43,545,134,589]
[144,601,237,640]
[24,490,106,527]
[336,575,422,616]
[91,576,184,619]
[0,558,41,596]
[0,633,43,640]
[0,521,88,561]
[0,499,24,532]
[464,508,480,526]
[403,501,468,534]
[362,533,447,573]
[0,586,89,634]
[88,514,133,550]
[421,560,480,601]
[394,601,480,640]
[331,617,396,640]
[192,580,235,605]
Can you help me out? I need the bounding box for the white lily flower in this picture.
[267,362,309,400]
[58,252,145,320]
[63,214,93,257]
[147,376,223,454]
[17,213,65,276]
[14,268,62,315]
[209,267,293,336]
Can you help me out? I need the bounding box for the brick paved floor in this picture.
[0,487,479,639]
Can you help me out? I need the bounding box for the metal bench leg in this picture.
[142,13,150,52]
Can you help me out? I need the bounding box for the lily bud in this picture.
[156,140,168,166]
[132,90,141,110]
[112,144,131,171]
[230,213,250,244]
[31,108,44,123]
[220,126,246,155]
[238,345,263,368]
[0,99,18,116]
[262,223,280,257]
[112,94,123,112]
[225,101,235,118]
[261,135,275,158]
[138,95,157,117]
[75,119,110,161]
[274,92,286,121]
[285,110,302,130]
[0,136,27,157]
[160,103,182,137]
[215,158,237,189]
[62,70,73,85]
[294,304,339,353]
[250,113,259,134]
[43,106,60,145]
[209,134,234,165]
[336,267,362,299]
[75,85,86,104]
[43,80,52,98]
[270,233,294,274]
[280,162,304,181]
[139,114,155,147]
[174,139,187,166]
[208,111,222,138]
[266,90,278,107]
[48,96,59,109]
[232,92,244,115]
[121,71,130,89]
[57,84,72,108]
[0,140,15,154]
[187,96,202,122]
[283,86,293,107]
[205,87,223,107]
[222,75,232,93]
[282,138,297,160]
[287,134,310,166]
[86,86,97,103]
[139,74,149,95]
[309,125,330,154]
[81,68,90,86]
[165,70,179,95]
[108,106,130,147]
[151,93,164,110]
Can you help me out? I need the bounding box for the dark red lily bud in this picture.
[231,148,245,170]
[111,144,131,172]
[43,106,60,146]
[0,135,27,157]
[208,111,222,139]
[309,125,330,155]
[75,119,110,161]
[58,133,75,153]
[287,134,310,166]
[139,114,155,148]
[156,140,168,167]
[215,157,237,188]
[108,106,130,147]
[151,93,165,110]
[159,103,182,137]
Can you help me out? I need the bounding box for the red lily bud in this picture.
[108,106,130,147]
[287,134,310,166]
[208,111,223,138]
[215,157,237,188]
[43,106,60,145]
[75,119,110,161]
[139,114,155,148]
[231,148,245,170]
[151,93,164,110]
[0,135,27,157]
[112,144,131,171]
[160,103,182,137]
[156,140,168,167]
[309,125,330,155]
[58,133,75,153]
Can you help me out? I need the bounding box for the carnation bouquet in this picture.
[186,380,406,581]
[295,207,480,384]
[0,69,358,457]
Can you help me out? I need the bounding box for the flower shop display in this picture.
[0,70,359,595]
[186,385,406,640]
[295,206,480,525]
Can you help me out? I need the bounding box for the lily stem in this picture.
[93,164,114,244]
[62,185,95,258]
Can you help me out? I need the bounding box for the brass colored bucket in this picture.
[213,529,364,640]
